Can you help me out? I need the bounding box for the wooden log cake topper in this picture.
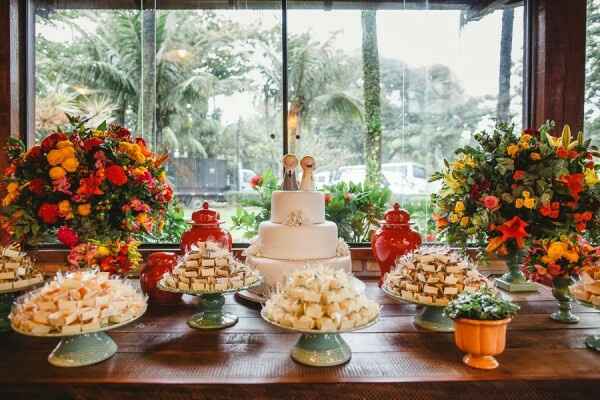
[282,154,299,191]
[300,155,315,191]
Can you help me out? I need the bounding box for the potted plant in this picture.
[444,288,520,370]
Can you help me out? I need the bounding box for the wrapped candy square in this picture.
[384,247,489,306]
[263,265,380,332]
[0,243,44,292]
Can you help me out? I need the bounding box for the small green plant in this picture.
[444,288,520,321]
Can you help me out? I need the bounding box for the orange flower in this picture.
[559,173,584,201]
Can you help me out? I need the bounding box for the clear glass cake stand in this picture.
[382,284,454,332]
[158,278,262,329]
[261,309,379,367]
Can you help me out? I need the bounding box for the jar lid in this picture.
[383,203,410,225]
[191,201,222,225]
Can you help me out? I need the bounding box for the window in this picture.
[586,0,600,144]
[31,0,525,244]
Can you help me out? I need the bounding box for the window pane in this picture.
[288,1,524,240]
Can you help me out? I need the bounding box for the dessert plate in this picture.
[381,284,454,332]
[261,309,379,367]
[158,278,262,330]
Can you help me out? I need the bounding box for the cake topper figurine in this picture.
[300,155,315,191]
[282,154,299,191]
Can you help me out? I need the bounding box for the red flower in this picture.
[100,256,117,274]
[324,193,332,204]
[547,263,563,277]
[557,148,578,159]
[512,170,526,180]
[114,127,131,139]
[83,137,104,152]
[38,203,59,225]
[496,216,529,248]
[559,173,584,201]
[27,146,42,160]
[249,175,263,189]
[162,186,173,202]
[106,165,128,186]
[41,132,68,152]
[540,202,560,219]
[482,195,499,210]
[57,226,79,248]
[28,178,45,196]
[576,222,587,232]
[523,128,540,137]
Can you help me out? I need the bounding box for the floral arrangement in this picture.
[0,116,173,274]
[67,239,142,275]
[231,171,391,243]
[524,237,600,285]
[431,122,600,257]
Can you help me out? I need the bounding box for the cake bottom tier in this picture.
[246,254,352,296]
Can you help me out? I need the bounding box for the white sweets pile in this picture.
[571,266,600,306]
[10,270,146,335]
[162,241,260,292]
[0,244,43,291]
[263,265,380,331]
[384,248,489,306]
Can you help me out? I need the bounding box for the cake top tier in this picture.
[270,190,325,225]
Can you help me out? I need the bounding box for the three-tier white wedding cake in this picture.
[245,155,352,295]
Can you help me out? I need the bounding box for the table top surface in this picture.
[1,281,600,389]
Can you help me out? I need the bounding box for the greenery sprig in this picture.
[444,288,520,321]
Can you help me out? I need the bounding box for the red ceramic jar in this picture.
[371,203,422,286]
[140,252,181,305]
[180,201,232,252]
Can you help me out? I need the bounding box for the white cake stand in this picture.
[261,309,379,367]
[158,277,262,329]
[382,284,454,332]
[11,305,147,367]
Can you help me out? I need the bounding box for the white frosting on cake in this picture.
[270,191,325,224]
[246,254,352,296]
[258,221,338,260]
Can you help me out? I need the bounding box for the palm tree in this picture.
[258,31,363,155]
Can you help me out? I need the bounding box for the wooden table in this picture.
[1,282,600,399]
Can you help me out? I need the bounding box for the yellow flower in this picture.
[49,166,66,180]
[56,140,73,149]
[515,198,524,208]
[585,168,599,186]
[2,193,17,207]
[60,146,75,159]
[77,203,92,216]
[6,182,19,193]
[460,216,470,227]
[159,171,167,183]
[58,200,72,219]
[520,133,532,143]
[507,144,520,158]
[132,167,148,177]
[62,157,79,173]
[519,141,530,150]
[444,173,463,192]
[136,213,149,225]
[448,213,460,223]
[47,149,65,166]
[524,197,536,209]
[454,201,465,213]
[133,151,146,164]
[530,152,541,161]
[463,155,476,168]
[96,246,111,257]
[522,191,530,198]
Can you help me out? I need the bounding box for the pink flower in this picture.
[482,195,499,210]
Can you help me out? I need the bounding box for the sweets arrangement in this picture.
[263,265,380,331]
[162,241,260,292]
[0,243,43,292]
[571,266,600,306]
[10,270,147,335]
[384,248,489,306]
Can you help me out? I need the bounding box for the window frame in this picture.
[12,0,534,252]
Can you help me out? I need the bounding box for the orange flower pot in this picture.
[453,318,511,370]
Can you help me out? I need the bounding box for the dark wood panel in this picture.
[533,0,587,132]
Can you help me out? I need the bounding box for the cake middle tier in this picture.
[270,190,325,224]
[258,221,338,260]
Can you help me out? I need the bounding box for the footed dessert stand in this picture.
[382,285,453,332]
[158,279,261,330]
[575,300,600,351]
[261,309,379,367]
[11,306,147,367]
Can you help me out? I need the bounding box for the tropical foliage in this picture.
[431,123,600,256]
